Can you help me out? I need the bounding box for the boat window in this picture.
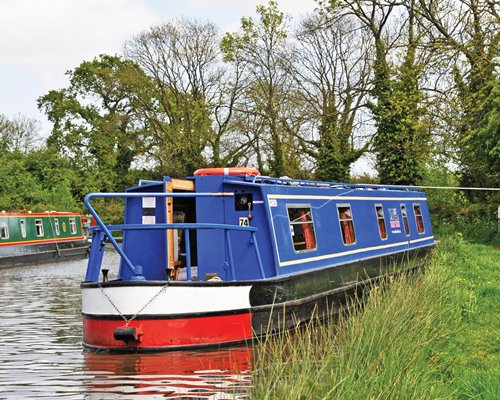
[20,219,26,238]
[287,205,317,252]
[338,205,356,245]
[401,205,410,236]
[69,218,77,234]
[0,220,9,239]
[413,204,425,234]
[54,219,60,236]
[35,219,44,237]
[375,205,387,240]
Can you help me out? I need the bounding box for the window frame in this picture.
[0,220,9,240]
[374,204,388,240]
[400,204,410,236]
[337,203,356,245]
[286,204,318,253]
[20,219,26,238]
[69,218,77,234]
[413,203,425,234]
[35,219,44,237]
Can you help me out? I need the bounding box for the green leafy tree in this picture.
[0,150,45,211]
[461,79,500,191]
[0,114,42,153]
[221,0,298,176]
[413,0,499,193]
[370,7,429,184]
[24,148,80,210]
[125,19,225,176]
[294,14,372,182]
[0,148,80,212]
[330,0,430,185]
[38,54,149,194]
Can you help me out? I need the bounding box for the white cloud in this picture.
[0,0,160,68]
[0,0,161,125]
[156,0,318,31]
[0,0,318,129]
[185,0,317,16]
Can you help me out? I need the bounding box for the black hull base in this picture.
[81,245,433,352]
[0,241,89,268]
[249,246,432,336]
[251,262,424,340]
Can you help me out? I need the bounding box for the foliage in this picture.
[0,113,42,153]
[413,0,499,197]
[0,147,80,212]
[250,236,500,399]
[423,165,499,243]
[0,2,496,217]
[432,203,499,243]
[221,0,298,177]
[38,54,150,195]
[460,77,500,195]
[336,0,431,185]
[294,14,371,182]
[124,19,223,176]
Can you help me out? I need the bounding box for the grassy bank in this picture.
[250,236,500,399]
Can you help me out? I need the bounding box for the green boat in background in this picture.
[0,211,89,267]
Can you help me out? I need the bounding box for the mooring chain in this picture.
[98,283,169,325]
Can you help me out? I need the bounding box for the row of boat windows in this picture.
[0,218,78,240]
[287,203,425,252]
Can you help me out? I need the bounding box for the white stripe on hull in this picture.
[279,236,435,266]
[82,285,252,316]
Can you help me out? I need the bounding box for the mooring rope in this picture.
[413,185,499,191]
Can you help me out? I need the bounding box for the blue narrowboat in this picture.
[81,168,435,352]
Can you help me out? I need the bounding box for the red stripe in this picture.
[0,213,81,217]
[83,313,254,350]
[0,236,85,247]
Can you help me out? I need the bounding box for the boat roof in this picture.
[133,175,423,193]
[0,211,81,217]
[226,175,422,192]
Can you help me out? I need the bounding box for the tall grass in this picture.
[250,236,499,399]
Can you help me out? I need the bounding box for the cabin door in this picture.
[166,179,196,279]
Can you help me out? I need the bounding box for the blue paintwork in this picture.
[85,229,106,282]
[83,174,435,283]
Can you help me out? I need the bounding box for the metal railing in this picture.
[244,175,423,192]
[84,192,265,282]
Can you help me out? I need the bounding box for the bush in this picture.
[431,202,499,243]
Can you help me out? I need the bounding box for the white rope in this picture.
[345,182,499,191]
[414,185,499,191]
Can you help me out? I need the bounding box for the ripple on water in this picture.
[0,252,252,399]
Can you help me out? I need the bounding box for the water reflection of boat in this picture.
[0,211,89,268]
[81,168,435,352]
[82,347,252,399]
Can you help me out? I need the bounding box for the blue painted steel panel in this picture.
[85,230,106,282]
[221,182,275,280]
[256,183,432,275]
[119,183,167,280]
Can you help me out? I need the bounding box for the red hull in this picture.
[83,313,254,351]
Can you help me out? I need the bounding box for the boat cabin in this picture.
[85,173,434,283]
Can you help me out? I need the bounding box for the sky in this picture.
[0,0,317,134]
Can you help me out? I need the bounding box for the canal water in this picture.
[0,252,252,399]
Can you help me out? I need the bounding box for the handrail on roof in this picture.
[84,191,264,283]
[138,179,163,186]
[243,175,420,192]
